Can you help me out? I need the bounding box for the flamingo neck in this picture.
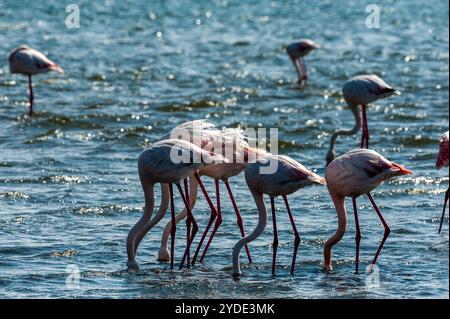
[326,105,361,165]
[323,191,347,269]
[126,182,155,262]
[232,190,267,275]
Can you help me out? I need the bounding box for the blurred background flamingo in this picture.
[286,39,319,85]
[326,75,399,165]
[8,45,63,116]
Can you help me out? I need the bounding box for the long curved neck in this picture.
[326,106,361,164]
[323,191,347,269]
[232,189,267,275]
[127,182,155,261]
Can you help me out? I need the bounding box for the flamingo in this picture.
[436,131,449,234]
[286,39,320,85]
[157,121,265,265]
[326,75,400,165]
[126,139,227,270]
[323,149,412,273]
[232,154,326,276]
[8,45,64,117]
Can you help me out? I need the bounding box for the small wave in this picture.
[49,249,78,258]
[0,191,29,200]
[71,205,140,216]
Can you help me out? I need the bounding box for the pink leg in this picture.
[28,75,34,117]
[362,105,369,148]
[192,173,218,265]
[283,195,300,275]
[224,179,252,264]
[367,193,390,265]
[352,197,361,274]
[301,58,308,84]
[360,107,366,149]
[438,188,449,234]
[169,184,176,270]
[270,196,278,276]
[291,57,303,84]
[183,178,191,268]
[177,183,198,270]
[199,179,222,263]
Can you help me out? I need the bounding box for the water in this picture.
[0,0,448,299]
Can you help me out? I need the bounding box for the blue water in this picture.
[0,0,448,298]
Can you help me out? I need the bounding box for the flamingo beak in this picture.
[391,162,413,175]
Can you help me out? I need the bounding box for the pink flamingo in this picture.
[232,154,326,276]
[157,122,264,265]
[8,45,64,117]
[126,139,226,270]
[326,75,400,165]
[286,39,320,85]
[436,131,449,233]
[323,149,412,273]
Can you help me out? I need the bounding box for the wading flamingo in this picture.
[326,75,399,165]
[8,45,64,116]
[126,139,226,270]
[232,154,325,276]
[286,39,319,85]
[436,131,449,234]
[157,121,265,265]
[324,149,412,273]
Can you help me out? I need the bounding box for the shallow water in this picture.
[0,0,448,299]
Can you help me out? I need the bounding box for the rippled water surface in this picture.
[0,0,448,298]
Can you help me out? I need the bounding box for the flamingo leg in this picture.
[177,183,198,270]
[352,197,361,274]
[438,188,449,234]
[183,178,191,268]
[291,57,303,84]
[270,196,278,276]
[28,74,34,117]
[192,173,217,265]
[367,193,390,265]
[224,179,252,264]
[282,195,300,275]
[169,183,176,270]
[362,105,369,148]
[360,106,367,149]
[199,179,222,263]
[300,58,308,84]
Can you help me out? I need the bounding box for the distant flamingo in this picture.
[326,75,399,165]
[126,139,226,270]
[323,149,412,273]
[436,131,449,234]
[8,45,64,116]
[286,39,320,85]
[157,121,264,265]
[232,154,326,276]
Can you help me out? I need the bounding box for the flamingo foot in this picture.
[126,260,140,271]
[157,248,170,262]
[323,263,333,272]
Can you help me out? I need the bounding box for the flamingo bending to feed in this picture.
[157,121,265,265]
[286,40,320,85]
[324,149,412,273]
[436,131,449,233]
[8,45,64,116]
[232,154,325,276]
[126,139,227,270]
[326,75,399,165]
